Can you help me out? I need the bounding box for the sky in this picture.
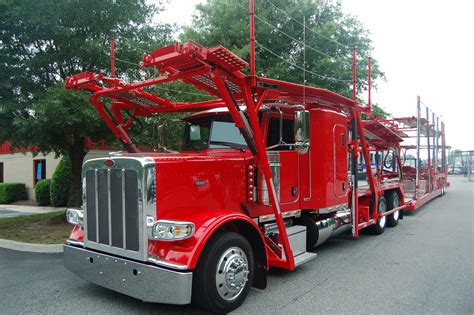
[155,0,474,150]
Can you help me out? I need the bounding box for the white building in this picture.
[0,142,111,200]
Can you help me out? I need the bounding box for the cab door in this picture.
[265,114,299,206]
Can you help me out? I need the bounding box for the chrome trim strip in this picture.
[66,239,84,247]
[107,169,112,246]
[259,209,301,223]
[122,168,126,249]
[94,169,99,243]
[318,202,349,214]
[83,176,88,241]
[147,257,189,271]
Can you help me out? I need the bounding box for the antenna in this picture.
[303,15,306,104]
[368,57,371,112]
[352,47,357,105]
[110,37,116,77]
[249,0,256,77]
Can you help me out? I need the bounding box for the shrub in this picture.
[35,179,51,206]
[0,183,27,204]
[50,156,72,207]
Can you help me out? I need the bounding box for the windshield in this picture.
[182,114,247,150]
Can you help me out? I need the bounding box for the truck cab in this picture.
[64,104,353,312]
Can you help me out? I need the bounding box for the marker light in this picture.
[150,221,194,241]
[66,208,84,226]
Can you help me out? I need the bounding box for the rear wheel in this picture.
[368,196,387,235]
[386,192,400,227]
[192,232,254,313]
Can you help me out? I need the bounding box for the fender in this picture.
[148,209,266,270]
[68,225,84,242]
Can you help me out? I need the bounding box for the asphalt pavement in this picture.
[0,176,472,314]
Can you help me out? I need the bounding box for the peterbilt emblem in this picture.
[104,159,115,167]
[194,179,208,187]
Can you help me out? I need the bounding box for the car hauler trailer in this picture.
[62,10,448,314]
[390,97,449,210]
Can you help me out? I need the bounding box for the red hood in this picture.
[123,149,253,164]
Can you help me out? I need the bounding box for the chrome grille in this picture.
[85,169,139,251]
[82,156,156,262]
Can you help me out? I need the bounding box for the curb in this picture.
[0,239,63,253]
[0,205,66,214]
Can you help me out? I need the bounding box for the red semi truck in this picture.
[63,41,448,313]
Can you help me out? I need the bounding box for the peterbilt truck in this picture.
[63,40,448,313]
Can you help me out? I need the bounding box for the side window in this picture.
[267,118,295,151]
[33,159,46,186]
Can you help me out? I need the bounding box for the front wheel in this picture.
[192,232,254,313]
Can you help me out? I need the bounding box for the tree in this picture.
[181,0,384,99]
[0,0,173,206]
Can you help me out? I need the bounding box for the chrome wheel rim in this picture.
[393,196,400,221]
[215,246,249,301]
[378,200,386,228]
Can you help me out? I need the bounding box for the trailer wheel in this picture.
[440,186,446,196]
[386,192,400,227]
[192,232,254,313]
[368,196,387,235]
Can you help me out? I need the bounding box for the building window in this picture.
[0,162,3,183]
[33,159,46,186]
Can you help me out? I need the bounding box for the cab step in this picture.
[294,252,317,267]
[284,225,317,267]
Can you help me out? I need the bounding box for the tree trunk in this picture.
[67,138,87,207]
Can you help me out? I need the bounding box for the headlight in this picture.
[66,208,84,226]
[150,220,194,241]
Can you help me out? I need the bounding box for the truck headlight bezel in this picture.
[66,208,84,226]
[149,220,195,241]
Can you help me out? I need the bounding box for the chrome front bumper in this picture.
[63,245,192,305]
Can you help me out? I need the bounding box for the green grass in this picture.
[0,210,71,244]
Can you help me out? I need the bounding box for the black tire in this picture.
[192,232,254,313]
[386,192,400,227]
[298,215,319,250]
[368,196,387,235]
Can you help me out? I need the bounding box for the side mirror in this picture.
[157,124,165,148]
[189,124,201,141]
[294,110,310,152]
[155,119,184,152]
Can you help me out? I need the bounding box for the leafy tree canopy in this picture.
[0,0,174,206]
[181,0,385,100]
